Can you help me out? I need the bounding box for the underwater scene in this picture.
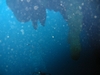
[0,0,100,75]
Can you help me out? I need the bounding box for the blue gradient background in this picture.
[0,0,99,75]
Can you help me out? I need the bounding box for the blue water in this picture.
[0,0,100,75]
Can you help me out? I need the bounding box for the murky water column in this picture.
[66,0,83,60]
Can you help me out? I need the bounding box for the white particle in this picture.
[63,25,65,27]
[94,15,97,18]
[34,6,39,10]
[52,36,54,38]
[70,4,73,6]
[27,0,30,2]
[25,7,29,11]
[21,0,23,2]
[79,6,82,10]
[11,48,13,51]
[20,29,24,35]
[53,27,56,30]
[11,16,14,18]
[7,36,9,38]
[60,3,63,6]
[82,3,84,6]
